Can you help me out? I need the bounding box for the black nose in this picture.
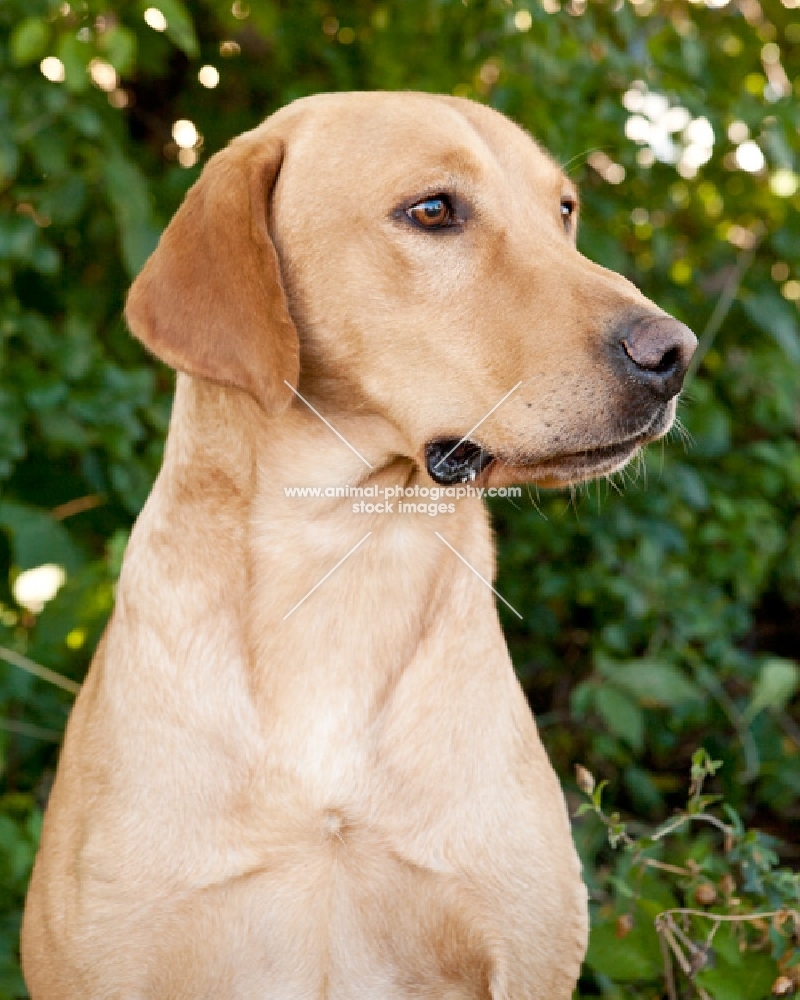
[619,315,697,400]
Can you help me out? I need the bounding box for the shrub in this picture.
[0,1,797,996]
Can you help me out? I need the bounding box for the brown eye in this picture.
[407,196,453,229]
[560,197,576,231]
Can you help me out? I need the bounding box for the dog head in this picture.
[126,92,696,488]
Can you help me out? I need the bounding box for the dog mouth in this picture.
[426,410,669,487]
[503,410,675,486]
[525,406,673,483]
[425,439,495,485]
[520,437,644,479]
[425,435,641,487]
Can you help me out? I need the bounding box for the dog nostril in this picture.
[654,346,680,375]
[619,316,697,379]
[621,337,680,375]
[622,340,681,375]
[619,316,697,398]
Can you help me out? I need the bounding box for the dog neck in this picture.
[116,376,502,798]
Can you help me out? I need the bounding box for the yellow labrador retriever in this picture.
[22,92,696,999]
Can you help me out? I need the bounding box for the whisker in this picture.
[525,484,548,519]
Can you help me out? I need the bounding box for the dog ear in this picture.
[125,136,299,412]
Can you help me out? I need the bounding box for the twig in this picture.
[685,233,763,385]
[658,919,713,1000]
[658,907,795,924]
[0,646,80,695]
[696,667,761,783]
[660,926,679,1000]
[643,858,694,876]
[0,717,62,741]
[660,921,694,977]
[51,494,105,520]
[651,811,733,842]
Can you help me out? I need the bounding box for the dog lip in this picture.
[483,436,643,489]
[520,406,670,474]
[534,435,645,468]
[489,415,664,483]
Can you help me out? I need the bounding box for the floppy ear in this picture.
[125,136,299,412]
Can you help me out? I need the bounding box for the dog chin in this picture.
[484,441,641,489]
[483,403,676,489]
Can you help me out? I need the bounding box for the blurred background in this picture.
[0,0,799,997]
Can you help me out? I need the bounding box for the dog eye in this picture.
[560,197,576,232]
[407,196,454,229]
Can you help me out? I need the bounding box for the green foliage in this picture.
[0,0,798,996]
[577,752,800,998]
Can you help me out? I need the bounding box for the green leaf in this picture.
[10,17,50,66]
[0,139,20,186]
[672,463,710,510]
[593,686,644,751]
[101,25,137,76]
[691,748,722,776]
[744,657,800,722]
[144,0,199,57]
[56,33,90,93]
[103,148,160,277]
[0,501,83,574]
[0,500,83,573]
[742,291,800,364]
[592,779,609,810]
[762,126,795,171]
[695,926,778,1000]
[597,656,704,707]
[585,913,662,982]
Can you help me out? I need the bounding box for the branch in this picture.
[657,908,797,925]
[685,230,763,385]
[0,646,80,695]
[650,811,733,842]
[0,717,62,741]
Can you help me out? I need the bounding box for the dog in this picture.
[22,92,696,999]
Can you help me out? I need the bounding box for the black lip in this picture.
[425,438,494,485]
[545,438,642,466]
[527,406,670,473]
[519,434,649,478]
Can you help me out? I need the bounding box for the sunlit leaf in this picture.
[9,17,49,66]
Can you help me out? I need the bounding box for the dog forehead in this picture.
[265,91,564,197]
